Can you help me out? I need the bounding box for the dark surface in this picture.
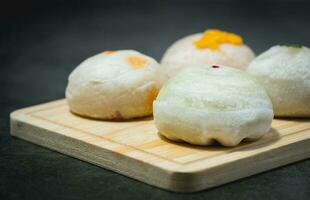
[1,0,310,199]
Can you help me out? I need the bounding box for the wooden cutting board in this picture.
[10,99,310,192]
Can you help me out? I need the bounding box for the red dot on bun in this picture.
[212,65,220,68]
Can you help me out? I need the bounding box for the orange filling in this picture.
[194,29,243,50]
[145,86,159,112]
[103,50,116,54]
[127,56,149,69]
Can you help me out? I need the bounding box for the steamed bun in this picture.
[66,50,163,120]
[247,45,310,117]
[161,29,255,78]
[153,65,273,146]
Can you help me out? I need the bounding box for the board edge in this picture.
[9,103,310,193]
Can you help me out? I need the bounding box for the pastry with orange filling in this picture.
[66,50,163,120]
[161,29,255,78]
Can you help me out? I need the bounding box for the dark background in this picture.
[1,0,309,199]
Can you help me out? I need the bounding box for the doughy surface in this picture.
[161,33,255,78]
[66,50,163,120]
[153,65,273,146]
[247,45,310,117]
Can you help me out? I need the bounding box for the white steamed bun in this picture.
[66,50,163,120]
[247,45,310,117]
[153,65,273,146]
[161,29,255,78]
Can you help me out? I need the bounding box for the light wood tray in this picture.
[10,99,310,192]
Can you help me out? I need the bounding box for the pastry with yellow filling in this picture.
[161,29,255,78]
[66,50,163,120]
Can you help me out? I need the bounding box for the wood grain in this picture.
[10,99,310,192]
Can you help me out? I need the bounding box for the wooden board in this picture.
[10,99,310,192]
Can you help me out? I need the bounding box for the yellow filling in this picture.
[145,86,159,112]
[194,29,243,50]
[103,50,116,54]
[127,56,149,69]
